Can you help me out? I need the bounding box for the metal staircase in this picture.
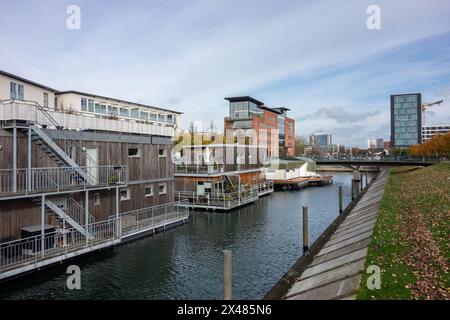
[32,197,95,238]
[22,126,96,185]
[1,99,98,186]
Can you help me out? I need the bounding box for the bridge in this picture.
[305,157,442,169]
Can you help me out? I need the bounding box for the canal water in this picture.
[0,172,374,300]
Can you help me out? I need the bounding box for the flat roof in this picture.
[57,90,183,114]
[0,69,183,115]
[224,96,264,106]
[0,70,58,92]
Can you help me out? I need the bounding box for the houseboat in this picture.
[174,143,274,210]
[0,70,188,281]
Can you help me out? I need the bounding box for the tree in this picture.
[407,132,450,157]
[294,135,308,156]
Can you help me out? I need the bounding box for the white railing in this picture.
[0,100,175,137]
[175,184,267,209]
[0,165,128,197]
[0,219,119,274]
[119,200,189,236]
[174,164,225,174]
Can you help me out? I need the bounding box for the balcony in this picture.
[175,181,274,210]
[174,163,265,175]
[0,100,175,137]
[0,165,128,198]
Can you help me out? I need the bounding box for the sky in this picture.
[1,0,450,147]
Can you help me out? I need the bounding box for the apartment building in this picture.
[0,70,188,281]
[422,125,450,141]
[224,96,295,158]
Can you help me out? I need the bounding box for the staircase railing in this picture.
[0,99,98,169]
[66,197,95,225]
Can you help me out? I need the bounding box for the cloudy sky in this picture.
[1,0,450,147]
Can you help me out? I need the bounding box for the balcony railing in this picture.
[0,165,128,197]
[175,182,273,209]
[174,163,264,174]
[0,100,175,137]
[174,164,224,174]
[0,218,119,274]
[119,200,189,237]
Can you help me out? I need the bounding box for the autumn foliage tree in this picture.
[408,132,450,157]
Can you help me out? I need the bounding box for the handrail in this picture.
[1,99,98,168]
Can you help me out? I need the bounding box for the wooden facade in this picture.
[0,128,174,240]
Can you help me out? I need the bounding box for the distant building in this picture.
[310,133,332,151]
[391,93,422,147]
[422,125,450,142]
[383,141,391,151]
[367,138,384,150]
[224,96,295,158]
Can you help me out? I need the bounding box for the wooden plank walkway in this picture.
[283,170,389,300]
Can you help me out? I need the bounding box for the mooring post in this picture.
[303,206,309,252]
[351,179,355,200]
[338,186,343,214]
[223,250,232,300]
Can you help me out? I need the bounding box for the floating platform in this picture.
[272,176,333,191]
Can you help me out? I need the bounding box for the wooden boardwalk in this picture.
[282,170,389,300]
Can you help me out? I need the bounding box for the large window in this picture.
[108,106,118,115]
[17,84,24,100]
[150,113,157,121]
[88,99,94,112]
[120,108,129,117]
[81,98,87,111]
[95,103,107,114]
[10,82,24,100]
[10,82,16,99]
[140,111,149,120]
[158,114,166,122]
[43,93,49,108]
[130,108,140,118]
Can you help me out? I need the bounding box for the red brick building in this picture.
[224,96,295,158]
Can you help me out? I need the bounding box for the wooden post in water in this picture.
[223,250,232,300]
[302,206,309,252]
[338,186,343,213]
[351,179,355,200]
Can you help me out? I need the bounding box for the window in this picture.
[158,114,166,122]
[10,82,17,99]
[108,106,118,115]
[145,185,154,197]
[120,108,129,117]
[94,193,101,205]
[130,108,140,118]
[95,104,107,114]
[18,84,24,100]
[81,98,87,111]
[158,183,167,195]
[150,113,157,121]
[128,148,141,157]
[43,93,49,108]
[140,111,149,120]
[159,148,167,157]
[167,114,173,123]
[120,188,130,201]
[88,99,94,112]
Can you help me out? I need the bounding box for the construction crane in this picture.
[421,100,443,126]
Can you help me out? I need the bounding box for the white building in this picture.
[422,125,450,141]
[0,70,182,137]
[368,138,384,150]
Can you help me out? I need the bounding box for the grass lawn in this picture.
[357,163,450,300]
